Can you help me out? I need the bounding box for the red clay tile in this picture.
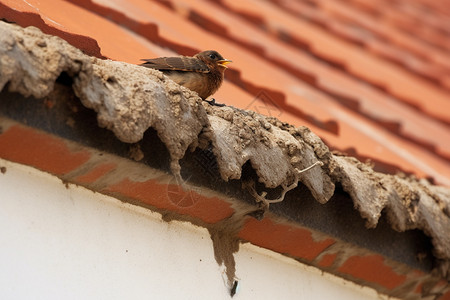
[317,253,338,268]
[105,177,234,224]
[440,290,450,300]
[67,0,200,57]
[337,0,450,54]
[319,0,450,69]
[219,0,450,125]
[415,0,450,15]
[0,0,162,62]
[275,0,450,92]
[384,2,450,51]
[165,0,450,168]
[338,254,407,290]
[0,2,103,57]
[415,282,423,294]
[0,125,90,175]
[239,217,335,261]
[74,162,117,184]
[433,279,450,300]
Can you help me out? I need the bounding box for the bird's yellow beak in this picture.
[217,59,232,68]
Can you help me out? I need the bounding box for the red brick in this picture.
[338,254,406,290]
[105,177,234,223]
[239,217,335,261]
[318,253,338,268]
[439,290,450,300]
[0,125,90,175]
[74,162,117,184]
[434,280,450,300]
[414,282,422,294]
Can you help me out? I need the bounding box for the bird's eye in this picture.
[209,53,217,60]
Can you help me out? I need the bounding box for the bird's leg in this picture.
[204,98,226,107]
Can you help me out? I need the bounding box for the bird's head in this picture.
[196,50,232,70]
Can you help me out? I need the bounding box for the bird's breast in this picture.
[163,70,223,100]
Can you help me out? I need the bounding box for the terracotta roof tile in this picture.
[1,0,164,60]
[340,0,450,53]
[218,0,450,124]
[2,0,450,186]
[160,0,450,168]
[277,0,450,88]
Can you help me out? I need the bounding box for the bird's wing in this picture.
[140,56,210,73]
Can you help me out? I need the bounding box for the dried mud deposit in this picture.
[1,21,449,280]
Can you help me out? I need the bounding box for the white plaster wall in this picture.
[0,159,391,300]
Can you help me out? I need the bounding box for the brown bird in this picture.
[141,50,231,105]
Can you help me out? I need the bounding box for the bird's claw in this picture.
[205,98,226,107]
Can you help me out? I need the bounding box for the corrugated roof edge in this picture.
[1,21,449,281]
